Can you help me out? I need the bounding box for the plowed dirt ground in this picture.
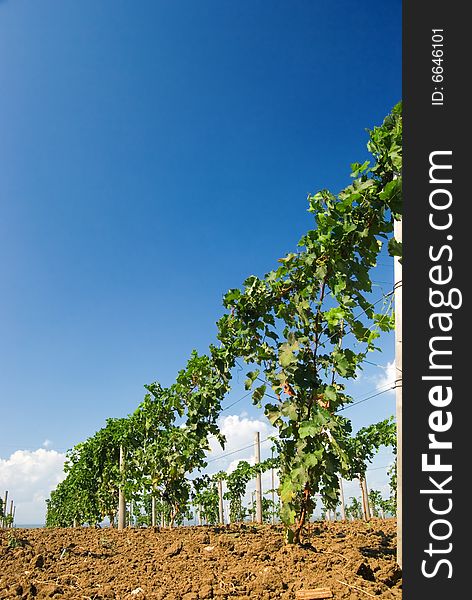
[0,520,401,600]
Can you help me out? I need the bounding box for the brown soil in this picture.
[0,520,401,600]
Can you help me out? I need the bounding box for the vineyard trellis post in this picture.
[218,479,224,525]
[271,449,275,525]
[118,445,125,530]
[254,432,262,524]
[339,478,346,521]
[394,217,403,567]
[360,476,371,520]
[2,491,8,528]
[151,495,156,527]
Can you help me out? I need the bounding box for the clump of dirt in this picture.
[0,519,401,599]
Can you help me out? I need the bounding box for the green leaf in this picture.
[332,350,349,377]
[265,404,282,426]
[252,384,266,405]
[244,370,260,390]
[388,237,402,258]
[380,178,402,213]
[374,312,395,332]
[224,288,241,303]
[350,160,370,178]
[279,341,299,368]
[324,386,337,402]
[280,479,296,504]
[324,307,345,328]
[278,253,297,263]
[280,402,298,421]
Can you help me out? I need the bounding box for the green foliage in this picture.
[368,489,384,518]
[129,350,233,526]
[346,417,397,479]
[192,475,219,525]
[346,497,363,520]
[46,417,133,527]
[386,461,397,513]
[3,514,13,528]
[219,458,278,523]
[248,496,278,523]
[1,498,14,528]
[46,350,234,529]
[368,488,395,519]
[223,461,254,523]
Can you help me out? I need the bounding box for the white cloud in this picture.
[375,360,396,394]
[42,439,52,448]
[206,414,277,473]
[0,449,66,524]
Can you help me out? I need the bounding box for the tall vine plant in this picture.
[216,104,401,542]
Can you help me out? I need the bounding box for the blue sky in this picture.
[0,1,401,521]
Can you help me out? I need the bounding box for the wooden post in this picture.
[151,495,156,527]
[360,476,371,520]
[394,218,403,567]
[12,505,15,528]
[339,477,346,521]
[271,449,276,524]
[218,479,224,525]
[360,479,367,520]
[2,491,8,528]
[117,445,126,530]
[254,432,262,524]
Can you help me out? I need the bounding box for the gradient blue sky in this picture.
[0,1,401,461]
